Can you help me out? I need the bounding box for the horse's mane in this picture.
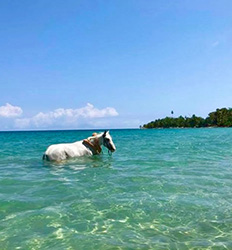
[87,133,102,142]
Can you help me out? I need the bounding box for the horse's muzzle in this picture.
[110,147,116,152]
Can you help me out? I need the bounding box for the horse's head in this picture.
[102,131,116,152]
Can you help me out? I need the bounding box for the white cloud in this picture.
[0,103,23,117]
[15,103,119,129]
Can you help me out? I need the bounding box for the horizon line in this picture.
[0,127,139,133]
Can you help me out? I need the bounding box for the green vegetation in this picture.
[142,108,232,128]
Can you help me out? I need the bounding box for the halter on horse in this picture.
[102,131,116,152]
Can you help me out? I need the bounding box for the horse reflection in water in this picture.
[43,131,116,162]
[45,155,114,171]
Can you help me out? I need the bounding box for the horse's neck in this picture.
[89,135,103,146]
[97,135,103,146]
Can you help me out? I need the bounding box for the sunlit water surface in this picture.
[0,129,232,249]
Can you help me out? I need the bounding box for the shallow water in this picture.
[0,128,232,249]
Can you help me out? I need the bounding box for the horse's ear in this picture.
[103,131,107,137]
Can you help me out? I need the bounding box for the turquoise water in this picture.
[0,129,232,249]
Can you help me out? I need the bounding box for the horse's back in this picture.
[43,141,92,161]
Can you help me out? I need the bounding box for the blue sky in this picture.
[0,0,232,130]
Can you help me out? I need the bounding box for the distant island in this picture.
[142,108,232,128]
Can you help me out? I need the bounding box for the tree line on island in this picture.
[142,108,232,128]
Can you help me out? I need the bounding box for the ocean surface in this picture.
[0,128,232,250]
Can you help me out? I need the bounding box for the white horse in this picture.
[43,131,116,161]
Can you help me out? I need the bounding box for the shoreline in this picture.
[141,126,232,129]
